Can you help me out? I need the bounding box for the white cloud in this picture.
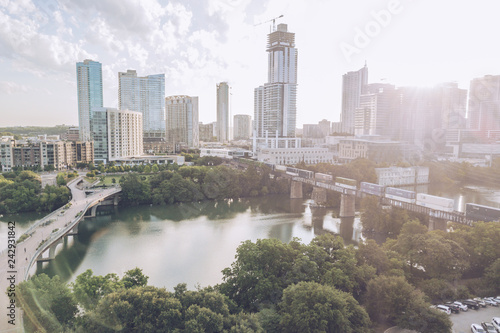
[0,81,29,95]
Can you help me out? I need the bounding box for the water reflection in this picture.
[35,196,365,288]
[26,184,500,288]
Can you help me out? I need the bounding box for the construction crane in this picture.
[254,14,284,32]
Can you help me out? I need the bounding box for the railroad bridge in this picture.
[283,174,475,231]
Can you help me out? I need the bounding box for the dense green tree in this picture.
[389,221,469,280]
[121,267,149,289]
[185,304,224,333]
[447,221,500,276]
[56,173,66,186]
[418,278,457,303]
[365,275,421,323]
[356,239,391,274]
[202,166,241,199]
[17,274,77,332]
[219,238,299,311]
[279,281,371,333]
[71,269,123,311]
[484,258,500,294]
[18,170,41,182]
[82,286,183,333]
[119,173,151,205]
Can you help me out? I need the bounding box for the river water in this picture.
[0,184,499,289]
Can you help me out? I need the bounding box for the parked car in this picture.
[481,322,497,333]
[484,298,499,307]
[444,302,460,313]
[435,305,451,315]
[471,323,486,333]
[474,298,487,307]
[454,301,468,311]
[463,299,480,310]
[492,317,500,332]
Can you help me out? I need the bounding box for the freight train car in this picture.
[385,187,416,204]
[315,173,333,182]
[298,169,314,179]
[275,165,287,172]
[286,167,299,176]
[335,177,357,190]
[360,182,385,196]
[416,193,454,212]
[466,203,500,222]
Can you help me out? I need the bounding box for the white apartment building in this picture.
[257,147,334,165]
[108,109,143,161]
[91,107,143,163]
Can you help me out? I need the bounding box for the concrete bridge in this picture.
[286,175,475,231]
[0,176,121,331]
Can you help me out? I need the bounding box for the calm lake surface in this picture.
[33,196,361,289]
[1,183,499,289]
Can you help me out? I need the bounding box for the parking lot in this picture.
[451,305,500,333]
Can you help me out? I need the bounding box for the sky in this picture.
[1,0,500,128]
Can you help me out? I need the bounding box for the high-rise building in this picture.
[199,122,216,142]
[341,64,368,134]
[216,82,230,142]
[91,107,143,162]
[439,82,467,130]
[76,59,103,142]
[398,83,467,147]
[354,83,399,138]
[254,23,297,139]
[118,70,165,138]
[318,119,331,137]
[233,114,252,140]
[468,75,500,133]
[165,96,199,149]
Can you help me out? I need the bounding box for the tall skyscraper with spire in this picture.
[341,64,368,134]
[254,23,298,138]
[76,59,103,141]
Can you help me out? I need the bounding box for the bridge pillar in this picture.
[428,217,447,231]
[290,181,303,199]
[339,194,356,218]
[113,194,119,206]
[90,205,98,217]
[311,187,327,206]
[48,238,63,259]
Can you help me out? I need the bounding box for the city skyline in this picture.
[1,0,500,127]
